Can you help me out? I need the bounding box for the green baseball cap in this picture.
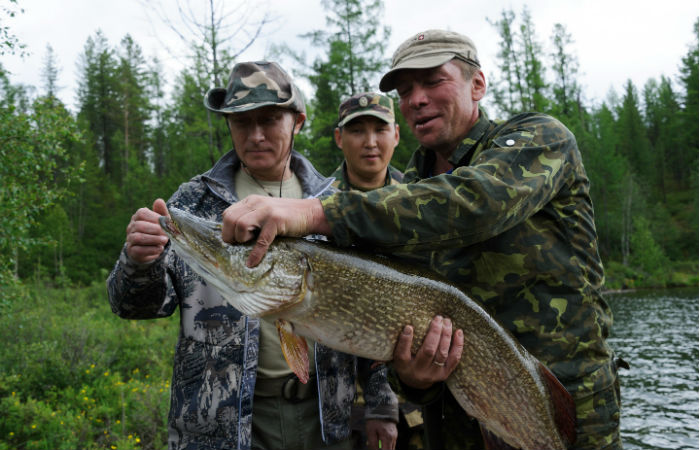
[204,61,306,115]
[379,30,481,92]
[337,92,395,127]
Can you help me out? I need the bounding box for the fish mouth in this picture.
[159,215,180,237]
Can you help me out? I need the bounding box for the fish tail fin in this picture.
[479,425,518,450]
[276,319,310,384]
[539,361,577,448]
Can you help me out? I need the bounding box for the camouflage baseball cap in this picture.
[337,92,395,127]
[379,30,480,92]
[204,61,306,115]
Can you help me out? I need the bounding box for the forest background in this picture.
[0,0,698,448]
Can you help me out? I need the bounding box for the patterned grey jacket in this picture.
[107,150,398,450]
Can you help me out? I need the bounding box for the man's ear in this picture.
[334,127,343,149]
[294,112,307,134]
[471,70,487,101]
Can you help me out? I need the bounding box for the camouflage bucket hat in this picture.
[337,92,395,127]
[379,30,481,92]
[204,61,306,115]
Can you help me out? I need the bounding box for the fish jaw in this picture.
[160,208,308,317]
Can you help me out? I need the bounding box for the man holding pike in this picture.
[107,61,399,450]
[332,92,432,450]
[220,31,623,449]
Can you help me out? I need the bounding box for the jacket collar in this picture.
[202,149,334,203]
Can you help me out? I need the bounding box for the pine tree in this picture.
[76,30,120,179]
[40,44,60,103]
[115,35,151,190]
[615,81,654,188]
[519,7,547,112]
[489,7,548,114]
[678,19,699,187]
[549,23,580,118]
[488,9,525,115]
[292,0,392,175]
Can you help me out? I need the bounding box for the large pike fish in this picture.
[160,207,576,450]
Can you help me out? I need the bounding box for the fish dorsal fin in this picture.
[275,318,310,384]
[539,361,577,448]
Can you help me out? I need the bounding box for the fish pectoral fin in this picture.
[275,319,310,384]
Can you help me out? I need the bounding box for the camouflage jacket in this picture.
[107,150,398,450]
[321,110,617,435]
[330,161,404,191]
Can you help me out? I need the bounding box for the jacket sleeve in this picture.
[357,358,399,422]
[321,114,579,251]
[106,243,179,319]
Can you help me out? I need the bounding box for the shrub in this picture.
[0,283,177,449]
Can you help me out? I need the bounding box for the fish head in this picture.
[160,207,308,317]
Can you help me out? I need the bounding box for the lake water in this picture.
[606,287,699,450]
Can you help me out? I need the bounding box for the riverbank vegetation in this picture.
[1,1,697,448]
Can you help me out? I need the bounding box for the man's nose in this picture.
[407,84,429,108]
[365,131,378,147]
[249,123,265,142]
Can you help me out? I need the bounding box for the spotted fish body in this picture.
[160,207,575,450]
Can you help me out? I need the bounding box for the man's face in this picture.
[227,106,304,181]
[394,60,484,155]
[334,116,399,181]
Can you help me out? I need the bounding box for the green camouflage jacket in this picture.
[322,109,617,447]
[107,150,397,450]
[330,161,404,192]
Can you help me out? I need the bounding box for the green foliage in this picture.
[291,0,392,175]
[0,81,83,296]
[0,282,177,450]
[629,216,671,285]
[0,0,25,57]
[488,7,548,114]
[678,19,699,184]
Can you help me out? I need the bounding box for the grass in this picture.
[0,280,178,450]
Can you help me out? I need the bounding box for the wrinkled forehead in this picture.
[393,61,462,88]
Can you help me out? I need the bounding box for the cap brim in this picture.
[204,88,289,114]
[338,111,394,128]
[379,53,456,92]
[203,88,228,112]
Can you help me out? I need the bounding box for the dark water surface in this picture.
[606,287,699,450]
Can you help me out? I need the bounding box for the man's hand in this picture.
[393,315,464,389]
[221,195,331,267]
[365,419,397,450]
[125,198,170,264]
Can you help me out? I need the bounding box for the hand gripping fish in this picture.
[160,207,576,450]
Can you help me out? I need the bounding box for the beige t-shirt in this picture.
[234,167,315,379]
